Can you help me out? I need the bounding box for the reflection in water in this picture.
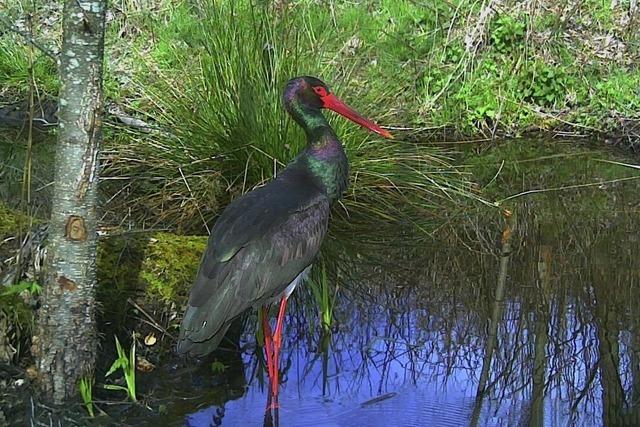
[135,180,640,426]
[471,209,515,426]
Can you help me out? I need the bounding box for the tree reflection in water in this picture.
[160,190,640,427]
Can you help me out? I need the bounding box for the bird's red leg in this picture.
[261,305,275,384]
[270,295,289,398]
[273,296,288,350]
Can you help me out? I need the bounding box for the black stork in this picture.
[176,76,392,399]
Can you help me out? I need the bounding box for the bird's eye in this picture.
[313,86,328,97]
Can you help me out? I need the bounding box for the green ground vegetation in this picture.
[2,0,638,135]
[1,1,637,232]
[0,202,38,363]
[78,376,95,417]
[0,201,31,235]
[138,233,207,302]
[104,335,137,402]
[0,280,41,362]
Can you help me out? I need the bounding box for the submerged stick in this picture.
[471,208,515,426]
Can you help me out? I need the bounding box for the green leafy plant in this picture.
[0,280,42,297]
[444,44,465,64]
[454,71,502,131]
[421,66,453,98]
[211,360,228,374]
[520,63,571,108]
[471,104,498,127]
[491,15,526,53]
[105,335,137,402]
[590,72,640,114]
[78,376,95,417]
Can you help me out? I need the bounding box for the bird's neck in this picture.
[289,106,349,201]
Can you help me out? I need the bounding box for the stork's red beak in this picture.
[321,93,393,139]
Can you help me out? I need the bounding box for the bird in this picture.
[176,76,392,397]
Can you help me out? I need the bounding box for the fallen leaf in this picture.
[144,333,157,346]
[136,357,155,372]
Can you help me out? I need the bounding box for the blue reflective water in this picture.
[162,207,638,426]
[124,141,640,427]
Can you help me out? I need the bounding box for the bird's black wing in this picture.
[176,167,330,356]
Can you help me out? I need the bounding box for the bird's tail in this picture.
[176,323,231,357]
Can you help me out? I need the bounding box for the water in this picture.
[3,139,640,426]
[120,140,640,426]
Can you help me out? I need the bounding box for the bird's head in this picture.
[284,76,393,139]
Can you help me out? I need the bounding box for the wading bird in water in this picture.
[176,76,392,403]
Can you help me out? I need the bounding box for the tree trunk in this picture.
[35,0,106,404]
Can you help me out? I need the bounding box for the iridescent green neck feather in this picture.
[284,88,349,202]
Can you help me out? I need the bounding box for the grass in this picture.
[104,335,137,402]
[0,35,58,97]
[102,0,479,238]
[78,376,95,417]
[308,263,335,333]
[2,1,637,131]
[0,280,42,297]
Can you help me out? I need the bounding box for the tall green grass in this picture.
[0,36,58,96]
[104,0,478,239]
[309,263,335,333]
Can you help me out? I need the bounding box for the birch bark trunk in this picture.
[35,0,106,404]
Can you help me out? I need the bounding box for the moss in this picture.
[139,233,207,303]
[97,233,207,308]
[97,236,147,291]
